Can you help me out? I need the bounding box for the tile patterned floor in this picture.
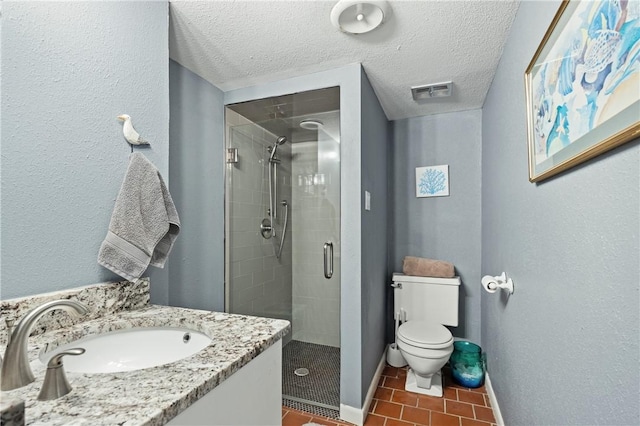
[282,365,497,426]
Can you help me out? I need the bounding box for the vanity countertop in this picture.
[0,304,290,425]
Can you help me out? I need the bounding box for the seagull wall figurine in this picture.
[117,114,149,147]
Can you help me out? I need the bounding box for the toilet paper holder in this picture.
[482,272,514,294]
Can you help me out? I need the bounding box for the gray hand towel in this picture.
[98,153,180,282]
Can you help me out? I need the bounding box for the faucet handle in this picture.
[37,348,85,401]
[46,348,85,366]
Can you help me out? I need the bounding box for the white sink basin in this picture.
[40,327,212,374]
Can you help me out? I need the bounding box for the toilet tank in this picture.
[392,273,460,327]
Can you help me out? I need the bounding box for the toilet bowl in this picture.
[396,320,453,397]
[392,272,460,397]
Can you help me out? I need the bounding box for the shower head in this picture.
[269,136,287,161]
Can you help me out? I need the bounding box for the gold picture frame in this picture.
[524,0,640,182]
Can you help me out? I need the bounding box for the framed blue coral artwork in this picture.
[416,165,449,198]
[525,0,640,182]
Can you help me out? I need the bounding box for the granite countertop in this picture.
[0,304,290,425]
[1,397,25,426]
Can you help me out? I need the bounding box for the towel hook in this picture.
[116,114,150,153]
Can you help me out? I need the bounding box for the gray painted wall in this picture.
[224,64,367,410]
[482,1,639,424]
[1,2,170,302]
[168,60,225,311]
[391,110,483,344]
[360,70,391,403]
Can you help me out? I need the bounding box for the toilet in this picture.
[392,273,460,397]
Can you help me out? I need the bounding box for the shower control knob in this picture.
[260,218,273,239]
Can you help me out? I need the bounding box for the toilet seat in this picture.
[397,321,453,350]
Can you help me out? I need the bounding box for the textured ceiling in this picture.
[169,0,520,121]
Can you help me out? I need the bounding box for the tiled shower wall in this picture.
[225,110,293,340]
[291,124,341,347]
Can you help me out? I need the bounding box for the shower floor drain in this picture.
[294,368,310,377]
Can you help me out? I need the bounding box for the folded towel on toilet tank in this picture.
[402,256,455,278]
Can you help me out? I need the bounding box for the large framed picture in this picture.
[525,0,640,182]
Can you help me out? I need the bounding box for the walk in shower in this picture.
[225,87,341,417]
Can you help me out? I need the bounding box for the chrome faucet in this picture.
[1,299,89,391]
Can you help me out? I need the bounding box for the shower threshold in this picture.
[282,395,339,411]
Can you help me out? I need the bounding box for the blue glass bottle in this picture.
[450,341,485,388]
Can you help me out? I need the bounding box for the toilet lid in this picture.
[397,321,453,349]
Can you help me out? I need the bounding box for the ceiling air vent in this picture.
[411,81,453,101]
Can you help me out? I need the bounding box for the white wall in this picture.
[482,1,639,424]
[1,1,169,302]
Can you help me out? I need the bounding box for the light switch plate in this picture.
[365,191,371,211]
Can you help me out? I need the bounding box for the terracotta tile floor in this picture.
[282,365,497,426]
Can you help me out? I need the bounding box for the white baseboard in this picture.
[339,347,387,426]
[339,404,362,426]
[484,372,504,426]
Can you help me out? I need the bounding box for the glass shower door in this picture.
[224,114,293,329]
[290,114,341,347]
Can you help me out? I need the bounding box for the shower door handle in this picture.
[323,242,333,279]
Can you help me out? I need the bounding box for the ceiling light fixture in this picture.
[411,82,453,101]
[330,0,390,35]
[299,119,324,130]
